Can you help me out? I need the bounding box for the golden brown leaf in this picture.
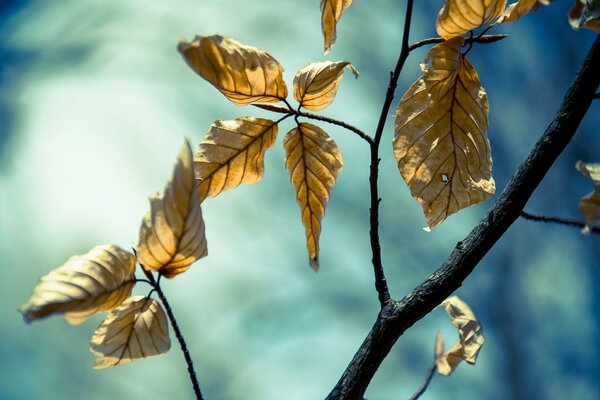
[393,38,495,229]
[569,0,600,32]
[136,141,207,279]
[178,35,288,105]
[19,245,136,324]
[194,117,278,201]
[293,61,358,111]
[90,296,170,368]
[283,122,343,270]
[321,0,353,54]
[577,161,600,233]
[436,296,484,376]
[437,0,507,39]
[498,0,552,23]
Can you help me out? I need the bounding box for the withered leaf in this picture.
[498,0,552,23]
[437,0,507,39]
[576,161,600,233]
[194,117,278,201]
[569,0,600,32]
[178,35,288,105]
[321,0,353,54]
[90,296,170,368]
[294,61,358,111]
[137,141,207,279]
[436,296,484,376]
[393,37,495,229]
[283,123,343,270]
[19,245,136,324]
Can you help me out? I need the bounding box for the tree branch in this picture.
[408,34,507,52]
[409,362,437,400]
[326,35,600,400]
[520,210,600,234]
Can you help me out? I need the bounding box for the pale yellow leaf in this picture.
[194,117,278,201]
[393,38,495,229]
[498,0,552,23]
[321,0,353,54]
[19,245,135,324]
[283,122,343,270]
[90,296,170,368]
[576,160,600,185]
[137,140,207,279]
[436,296,484,376]
[178,35,288,105]
[437,0,507,39]
[569,0,600,32]
[294,61,359,111]
[434,331,444,360]
[577,161,600,233]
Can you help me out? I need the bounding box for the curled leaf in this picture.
[321,0,353,54]
[90,296,170,368]
[498,0,552,23]
[194,117,278,201]
[577,161,600,233]
[19,245,136,324]
[393,38,495,229]
[569,0,600,32]
[283,123,343,270]
[137,140,207,279]
[178,35,288,105]
[436,0,507,39]
[294,61,358,111]
[436,296,484,376]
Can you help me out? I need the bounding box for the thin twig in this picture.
[520,210,600,234]
[409,362,437,400]
[407,34,508,52]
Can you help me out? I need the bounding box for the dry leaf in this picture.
[321,0,353,54]
[283,122,343,270]
[294,61,359,111]
[136,141,207,279]
[436,296,484,376]
[569,0,600,32]
[577,161,600,233]
[393,38,495,229]
[19,245,136,324]
[178,35,288,105]
[90,296,170,368]
[194,117,278,201]
[498,0,552,23]
[437,0,507,39]
[434,331,444,360]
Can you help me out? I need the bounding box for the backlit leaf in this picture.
[136,141,207,279]
[19,245,135,324]
[498,0,552,23]
[178,35,288,105]
[283,122,343,270]
[90,296,170,368]
[436,296,484,376]
[294,61,358,111]
[569,0,600,32]
[194,117,278,201]
[393,37,495,229]
[436,0,507,39]
[577,161,600,233]
[321,0,353,54]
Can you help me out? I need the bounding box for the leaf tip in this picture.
[309,257,320,272]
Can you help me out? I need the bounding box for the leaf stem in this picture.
[409,362,437,400]
[520,210,600,234]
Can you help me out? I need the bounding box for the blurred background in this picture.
[1,1,599,399]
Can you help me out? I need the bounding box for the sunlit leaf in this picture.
[137,141,207,279]
[436,296,484,376]
[194,117,278,201]
[19,245,136,324]
[577,161,600,233]
[90,296,170,368]
[294,61,358,111]
[283,122,343,270]
[321,0,353,54]
[393,38,495,229]
[569,0,600,32]
[178,35,288,105]
[498,0,552,23]
[436,0,507,39]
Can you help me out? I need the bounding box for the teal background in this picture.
[1,1,599,399]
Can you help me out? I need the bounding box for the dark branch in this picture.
[409,362,437,400]
[326,35,600,400]
[520,210,600,234]
[408,34,507,53]
[594,92,599,99]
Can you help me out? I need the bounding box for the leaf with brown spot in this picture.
[178,35,288,105]
[321,0,353,54]
[90,296,170,368]
[294,61,358,111]
[569,0,600,32]
[393,37,495,229]
[283,122,343,270]
[577,161,600,233]
[436,0,507,39]
[136,141,207,279]
[194,117,278,201]
[19,245,136,325]
[498,0,553,23]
